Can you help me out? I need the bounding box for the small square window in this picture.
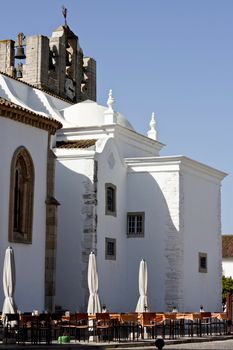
[105,184,116,216]
[105,238,116,260]
[127,212,145,237]
[199,252,207,273]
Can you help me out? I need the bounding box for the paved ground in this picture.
[112,339,233,350]
[164,339,233,349]
[1,338,233,350]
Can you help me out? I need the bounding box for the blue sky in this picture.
[1,0,233,232]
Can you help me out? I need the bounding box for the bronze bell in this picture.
[15,46,26,60]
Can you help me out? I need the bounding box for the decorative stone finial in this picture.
[104,89,117,124]
[147,112,158,140]
[107,89,115,112]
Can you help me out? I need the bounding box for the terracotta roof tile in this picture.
[222,235,233,258]
[56,139,97,149]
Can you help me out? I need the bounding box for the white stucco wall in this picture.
[125,168,181,312]
[54,139,224,314]
[0,117,49,312]
[182,168,222,312]
[55,152,95,311]
[95,138,128,312]
[222,258,233,278]
[0,73,70,119]
[114,130,163,158]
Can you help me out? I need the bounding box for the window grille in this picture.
[127,212,145,237]
[105,183,116,216]
[199,252,207,273]
[105,238,116,260]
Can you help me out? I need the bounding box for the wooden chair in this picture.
[95,313,113,342]
[75,313,89,342]
[3,313,20,344]
[37,313,52,344]
[200,312,211,336]
[174,313,187,337]
[190,313,202,337]
[120,313,140,342]
[163,313,178,339]
[139,312,165,339]
[109,313,121,342]
[211,313,227,335]
[19,314,39,344]
[50,313,63,341]
[59,314,71,339]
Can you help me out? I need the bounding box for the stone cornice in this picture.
[54,148,95,160]
[57,123,165,155]
[125,155,227,181]
[0,98,62,134]
[114,124,165,152]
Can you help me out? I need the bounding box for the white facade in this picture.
[222,259,233,278]
[0,112,52,311]
[0,56,226,313]
[222,235,233,279]
[53,97,226,313]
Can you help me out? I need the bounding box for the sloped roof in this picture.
[0,71,74,104]
[56,139,96,149]
[0,97,62,134]
[222,235,233,258]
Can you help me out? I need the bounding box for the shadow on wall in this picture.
[55,161,218,313]
[54,159,183,313]
[55,160,97,312]
[56,157,183,312]
[124,169,182,313]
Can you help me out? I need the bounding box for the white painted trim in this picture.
[125,155,227,181]
[54,149,95,160]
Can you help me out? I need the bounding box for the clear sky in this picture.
[1,0,233,232]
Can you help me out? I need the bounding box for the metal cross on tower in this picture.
[62,6,67,26]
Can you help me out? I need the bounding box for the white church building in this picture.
[0,22,226,313]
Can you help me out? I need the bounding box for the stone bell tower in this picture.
[0,21,96,102]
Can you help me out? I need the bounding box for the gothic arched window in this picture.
[9,147,34,243]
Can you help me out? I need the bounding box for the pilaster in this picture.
[44,144,60,311]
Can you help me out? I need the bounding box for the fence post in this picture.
[226,292,232,335]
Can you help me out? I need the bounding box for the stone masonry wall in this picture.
[0,40,15,76]
[82,57,96,102]
[45,145,60,311]
[48,27,66,97]
[23,36,49,89]
[162,172,184,311]
[0,26,96,102]
[81,160,98,308]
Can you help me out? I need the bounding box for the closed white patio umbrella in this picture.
[2,247,17,316]
[87,252,101,314]
[135,259,149,312]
